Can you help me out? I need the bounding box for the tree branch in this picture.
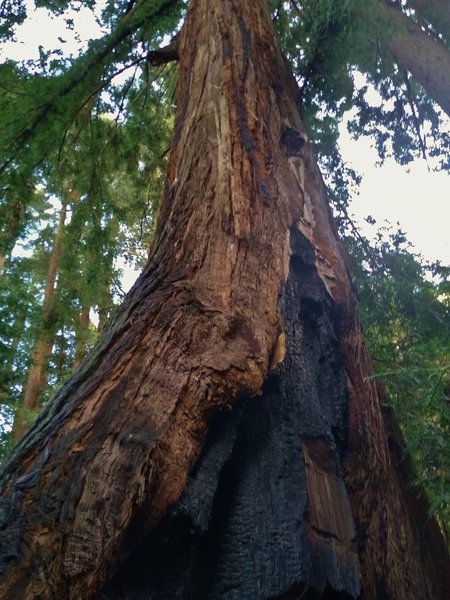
[147,34,180,66]
[0,0,182,174]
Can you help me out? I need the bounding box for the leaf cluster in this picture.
[345,226,450,539]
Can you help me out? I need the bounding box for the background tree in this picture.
[0,43,175,445]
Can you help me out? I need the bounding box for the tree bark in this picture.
[378,0,450,118]
[0,198,26,273]
[408,0,450,41]
[72,306,92,371]
[0,1,448,599]
[11,201,67,442]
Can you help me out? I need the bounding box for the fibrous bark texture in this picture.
[0,1,448,599]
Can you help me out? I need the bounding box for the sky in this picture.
[2,1,449,279]
[339,124,450,266]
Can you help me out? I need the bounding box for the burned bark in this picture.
[0,1,448,599]
[102,227,361,600]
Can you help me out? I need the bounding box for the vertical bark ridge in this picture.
[298,144,449,598]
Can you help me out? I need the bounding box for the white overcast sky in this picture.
[2,2,449,271]
[339,124,450,266]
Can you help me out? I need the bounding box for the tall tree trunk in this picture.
[378,0,450,118]
[4,312,26,375]
[408,0,450,41]
[97,282,114,332]
[11,202,67,442]
[96,254,115,333]
[0,2,448,600]
[0,196,29,274]
[72,306,92,371]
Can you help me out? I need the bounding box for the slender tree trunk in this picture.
[408,0,450,40]
[5,312,26,374]
[11,202,67,442]
[0,196,28,273]
[0,2,448,600]
[72,306,92,371]
[378,0,450,118]
[97,283,114,332]
[96,253,115,333]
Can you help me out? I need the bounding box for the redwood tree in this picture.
[377,0,450,119]
[11,200,67,441]
[0,1,448,600]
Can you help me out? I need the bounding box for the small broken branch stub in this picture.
[147,35,180,66]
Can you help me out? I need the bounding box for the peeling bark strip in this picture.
[0,1,448,599]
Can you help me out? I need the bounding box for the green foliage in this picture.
[345,226,450,539]
[0,0,27,41]
[0,0,183,176]
[271,0,450,215]
[0,254,43,433]
[348,64,450,170]
[0,0,178,451]
[272,0,356,143]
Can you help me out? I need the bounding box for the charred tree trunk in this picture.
[379,0,450,118]
[0,1,448,599]
[11,201,67,442]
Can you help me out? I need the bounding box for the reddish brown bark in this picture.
[12,201,67,442]
[379,0,450,118]
[0,1,448,599]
